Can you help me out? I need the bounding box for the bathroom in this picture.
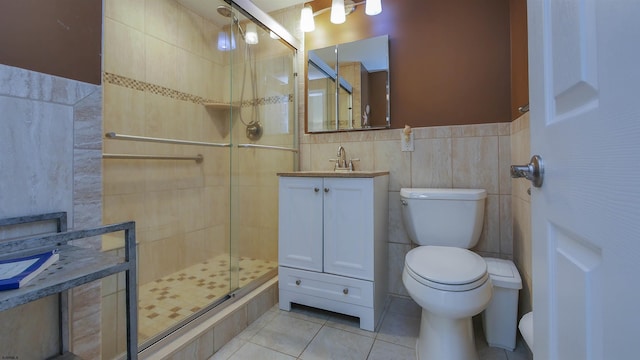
[0,0,553,359]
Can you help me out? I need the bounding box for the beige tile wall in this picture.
[511,112,532,317]
[299,122,513,296]
[104,0,232,283]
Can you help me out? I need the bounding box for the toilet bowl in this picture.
[400,188,490,360]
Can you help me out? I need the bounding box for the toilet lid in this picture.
[405,246,488,291]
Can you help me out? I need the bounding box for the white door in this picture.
[528,0,640,359]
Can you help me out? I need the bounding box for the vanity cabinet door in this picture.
[278,177,324,272]
[323,178,374,280]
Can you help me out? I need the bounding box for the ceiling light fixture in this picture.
[245,23,259,44]
[300,5,315,32]
[330,0,346,24]
[300,0,382,33]
[365,0,382,16]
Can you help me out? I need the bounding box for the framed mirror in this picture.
[307,35,390,133]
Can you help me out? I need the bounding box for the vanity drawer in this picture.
[279,266,373,308]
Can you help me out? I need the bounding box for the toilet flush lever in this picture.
[511,155,544,188]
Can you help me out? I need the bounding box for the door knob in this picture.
[511,155,544,188]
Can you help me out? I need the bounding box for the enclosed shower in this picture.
[101,0,297,357]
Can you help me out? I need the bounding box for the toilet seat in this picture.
[405,246,488,292]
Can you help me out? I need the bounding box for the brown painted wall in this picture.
[510,0,529,119]
[0,0,102,84]
[306,0,514,129]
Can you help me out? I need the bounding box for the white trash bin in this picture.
[482,257,523,351]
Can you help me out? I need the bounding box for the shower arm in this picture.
[234,18,247,41]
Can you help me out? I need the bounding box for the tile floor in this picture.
[209,296,533,360]
[138,255,277,341]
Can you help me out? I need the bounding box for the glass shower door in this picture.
[101,0,297,357]
[229,5,297,294]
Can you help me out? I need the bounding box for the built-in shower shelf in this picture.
[0,212,138,360]
[202,102,240,110]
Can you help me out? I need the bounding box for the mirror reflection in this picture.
[307,35,390,132]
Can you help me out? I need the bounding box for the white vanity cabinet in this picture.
[278,172,389,331]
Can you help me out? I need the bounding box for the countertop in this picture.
[277,170,389,178]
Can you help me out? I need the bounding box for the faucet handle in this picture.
[329,158,340,169]
[348,158,360,170]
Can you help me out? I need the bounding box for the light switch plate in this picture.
[401,132,414,152]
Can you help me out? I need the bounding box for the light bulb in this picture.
[330,0,346,24]
[245,23,259,45]
[300,6,315,32]
[365,0,382,16]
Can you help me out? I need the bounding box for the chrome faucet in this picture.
[330,146,359,171]
[337,146,346,168]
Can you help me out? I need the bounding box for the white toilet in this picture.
[400,188,492,360]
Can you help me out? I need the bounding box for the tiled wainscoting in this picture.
[300,123,513,297]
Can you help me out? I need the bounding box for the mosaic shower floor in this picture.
[138,255,277,341]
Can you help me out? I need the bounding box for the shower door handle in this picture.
[511,155,544,188]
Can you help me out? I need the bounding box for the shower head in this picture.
[217,5,248,41]
[217,5,235,19]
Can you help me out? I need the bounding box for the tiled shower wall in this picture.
[103,0,297,285]
[299,123,513,296]
[0,64,102,359]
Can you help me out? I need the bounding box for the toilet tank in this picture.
[400,188,486,248]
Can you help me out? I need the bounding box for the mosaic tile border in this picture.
[103,72,292,107]
[241,94,293,107]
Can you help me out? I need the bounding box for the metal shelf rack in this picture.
[0,212,138,359]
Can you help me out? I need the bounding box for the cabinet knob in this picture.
[324,188,330,193]
[295,280,301,286]
[314,187,320,192]
[343,288,349,295]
